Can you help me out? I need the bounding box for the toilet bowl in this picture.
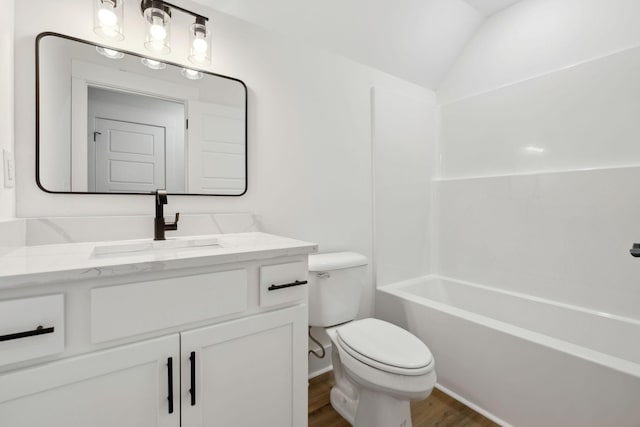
[308,252,436,427]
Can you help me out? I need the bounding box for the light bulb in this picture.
[149,18,167,41]
[98,7,118,26]
[192,37,208,53]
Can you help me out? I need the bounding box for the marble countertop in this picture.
[0,232,317,289]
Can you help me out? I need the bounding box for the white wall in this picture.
[0,0,15,220]
[14,0,435,319]
[372,87,436,288]
[435,0,640,320]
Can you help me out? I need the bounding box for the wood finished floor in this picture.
[309,371,499,427]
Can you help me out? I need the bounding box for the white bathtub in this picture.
[377,275,640,427]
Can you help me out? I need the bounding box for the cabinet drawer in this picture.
[0,294,65,367]
[259,261,308,308]
[91,269,248,343]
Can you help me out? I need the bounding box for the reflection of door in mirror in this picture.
[85,87,185,193]
[38,34,248,195]
[188,101,245,194]
[92,118,166,193]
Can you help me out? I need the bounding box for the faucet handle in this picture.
[164,213,179,232]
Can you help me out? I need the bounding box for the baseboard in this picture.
[435,383,512,427]
[308,343,332,379]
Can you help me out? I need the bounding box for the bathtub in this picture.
[376,276,640,427]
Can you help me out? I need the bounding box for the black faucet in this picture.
[631,243,640,258]
[154,190,179,241]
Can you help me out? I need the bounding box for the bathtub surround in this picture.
[436,169,640,320]
[435,0,640,320]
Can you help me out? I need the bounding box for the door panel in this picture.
[187,101,246,194]
[0,335,180,427]
[181,305,307,427]
[93,118,166,192]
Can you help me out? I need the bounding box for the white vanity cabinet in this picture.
[181,304,307,427]
[0,232,316,427]
[0,334,181,427]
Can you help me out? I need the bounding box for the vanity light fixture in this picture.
[96,46,125,59]
[181,68,203,80]
[94,1,211,65]
[141,57,166,70]
[94,0,125,40]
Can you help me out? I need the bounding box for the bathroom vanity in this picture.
[0,232,316,427]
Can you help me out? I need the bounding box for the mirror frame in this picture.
[35,32,248,196]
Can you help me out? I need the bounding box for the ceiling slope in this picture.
[194,0,484,90]
[464,0,522,16]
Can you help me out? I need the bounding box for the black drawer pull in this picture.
[268,280,308,291]
[189,351,196,406]
[0,325,55,342]
[167,357,174,414]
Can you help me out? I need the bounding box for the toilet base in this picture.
[355,388,412,427]
[330,384,413,427]
[330,386,357,425]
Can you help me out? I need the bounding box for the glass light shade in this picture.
[181,68,203,80]
[141,58,166,70]
[96,46,124,59]
[143,6,171,54]
[94,0,124,41]
[188,21,211,65]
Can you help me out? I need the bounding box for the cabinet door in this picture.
[0,335,180,427]
[181,305,308,427]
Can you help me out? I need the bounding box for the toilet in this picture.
[308,252,436,427]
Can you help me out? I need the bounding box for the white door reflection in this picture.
[87,87,184,193]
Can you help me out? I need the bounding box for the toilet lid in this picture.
[336,319,433,374]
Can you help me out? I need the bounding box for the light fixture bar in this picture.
[159,1,208,22]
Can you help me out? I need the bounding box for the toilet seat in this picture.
[335,319,433,376]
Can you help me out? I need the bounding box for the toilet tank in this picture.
[307,252,368,327]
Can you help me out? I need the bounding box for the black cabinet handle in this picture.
[268,280,308,291]
[0,325,55,342]
[167,357,174,414]
[189,351,196,406]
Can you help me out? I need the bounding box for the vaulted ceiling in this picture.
[194,0,523,90]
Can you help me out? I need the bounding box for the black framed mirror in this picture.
[36,32,247,196]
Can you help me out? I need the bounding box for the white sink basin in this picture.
[92,236,220,256]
